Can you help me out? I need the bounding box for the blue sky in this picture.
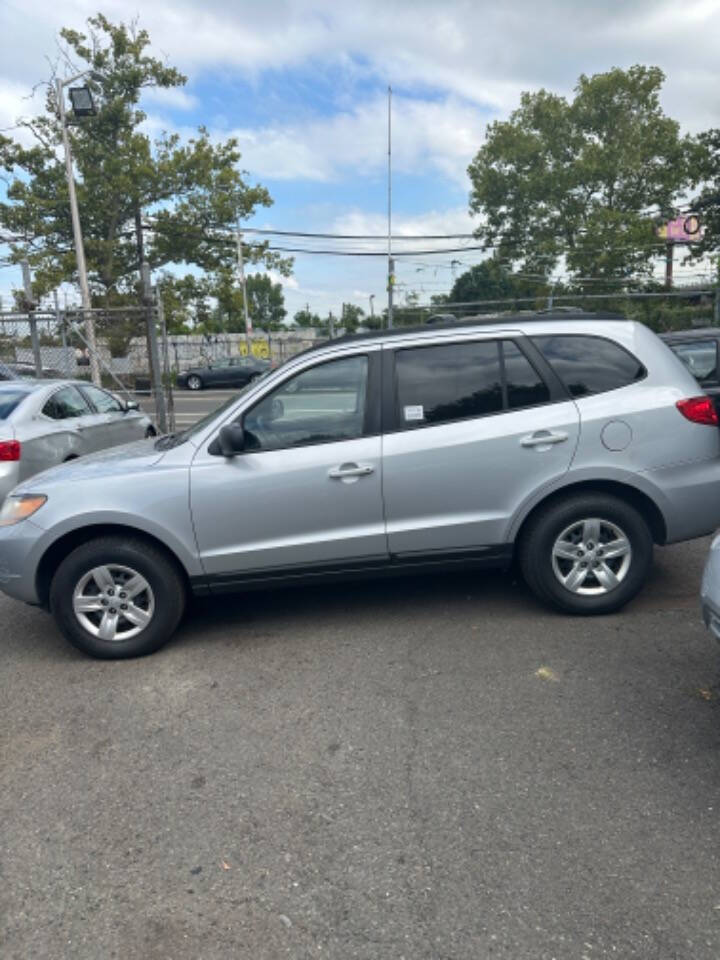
[2,0,720,318]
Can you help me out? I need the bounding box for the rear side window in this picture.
[669,340,718,383]
[395,339,550,428]
[503,341,550,409]
[396,341,502,426]
[532,335,645,397]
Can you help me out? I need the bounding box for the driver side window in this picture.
[243,355,368,452]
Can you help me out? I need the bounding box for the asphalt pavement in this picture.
[2,538,720,959]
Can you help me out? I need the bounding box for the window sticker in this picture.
[404,404,425,421]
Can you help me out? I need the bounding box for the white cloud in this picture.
[229,94,487,185]
[141,86,198,112]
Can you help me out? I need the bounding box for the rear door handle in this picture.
[520,430,568,448]
[328,463,374,479]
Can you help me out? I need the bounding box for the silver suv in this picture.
[1,314,719,658]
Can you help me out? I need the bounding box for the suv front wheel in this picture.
[50,536,186,658]
[520,494,653,615]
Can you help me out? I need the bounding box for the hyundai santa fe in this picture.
[1,313,719,659]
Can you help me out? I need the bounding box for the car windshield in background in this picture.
[0,387,32,419]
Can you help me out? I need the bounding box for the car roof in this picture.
[292,310,629,360]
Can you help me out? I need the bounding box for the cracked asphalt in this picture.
[2,538,720,959]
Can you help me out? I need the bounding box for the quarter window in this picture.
[43,386,90,420]
[532,335,645,397]
[395,339,550,429]
[243,355,368,452]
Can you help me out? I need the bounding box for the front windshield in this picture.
[155,373,272,449]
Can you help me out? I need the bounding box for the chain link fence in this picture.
[0,306,320,433]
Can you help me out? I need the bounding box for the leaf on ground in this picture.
[221,860,231,870]
[535,666,559,682]
[698,687,713,701]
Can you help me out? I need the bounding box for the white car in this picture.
[0,379,155,502]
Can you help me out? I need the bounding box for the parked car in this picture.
[176,355,270,391]
[660,329,720,402]
[0,379,155,502]
[0,360,66,381]
[2,313,720,660]
[701,534,720,641]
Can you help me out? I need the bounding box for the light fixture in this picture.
[68,86,95,117]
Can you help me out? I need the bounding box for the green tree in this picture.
[449,259,556,311]
[292,307,322,328]
[468,66,695,288]
[0,14,291,302]
[689,129,720,263]
[244,273,286,330]
[340,302,365,333]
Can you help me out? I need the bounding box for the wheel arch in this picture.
[514,480,667,550]
[35,523,191,609]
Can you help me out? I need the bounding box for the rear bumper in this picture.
[641,458,720,543]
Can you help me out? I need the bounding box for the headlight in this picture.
[0,495,47,527]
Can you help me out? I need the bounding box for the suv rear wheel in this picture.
[49,536,186,658]
[520,494,653,615]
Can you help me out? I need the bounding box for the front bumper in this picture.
[0,518,46,604]
[701,535,720,642]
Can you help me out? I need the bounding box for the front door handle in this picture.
[520,430,568,448]
[328,462,374,479]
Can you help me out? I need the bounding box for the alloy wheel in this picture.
[72,564,155,642]
[551,517,632,596]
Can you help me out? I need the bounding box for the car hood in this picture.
[11,437,167,494]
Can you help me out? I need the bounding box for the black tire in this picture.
[49,536,186,658]
[145,426,157,438]
[187,374,203,391]
[519,494,653,615]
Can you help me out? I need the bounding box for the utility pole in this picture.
[140,261,167,434]
[56,77,101,386]
[328,310,335,339]
[369,294,375,319]
[387,257,395,330]
[21,260,42,378]
[387,85,393,329]
[156,283,175,433]
[236,223,253,355]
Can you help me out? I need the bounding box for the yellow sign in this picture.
[239,340,270,359]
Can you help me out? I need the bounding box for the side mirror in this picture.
[211,423,245,457]
[125,400,140,412]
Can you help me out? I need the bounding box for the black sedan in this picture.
[176,355,270,391]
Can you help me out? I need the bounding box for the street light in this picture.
[56,71,101,386]
[68,86,96,117]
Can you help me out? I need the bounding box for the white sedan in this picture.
[0,380,155,502]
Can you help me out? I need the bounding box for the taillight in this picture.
[0,440,20,461]
[676,396,719,426]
